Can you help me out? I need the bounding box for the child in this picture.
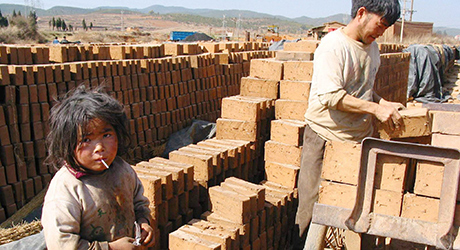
[42,86,154,249]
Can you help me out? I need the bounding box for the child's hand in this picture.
[139,218,155,247]
[108,236,140,250]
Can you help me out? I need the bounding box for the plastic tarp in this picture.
[268,39,300,51]
[0,231,45,250]
[161,119,216,158]
[403,44,451,103]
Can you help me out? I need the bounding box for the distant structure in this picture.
[307,21,346,40]
[380,20,433,42]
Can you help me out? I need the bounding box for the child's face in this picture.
[74,118,118,172]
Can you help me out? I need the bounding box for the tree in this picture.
[52,17,56,30]
[89,22,93,30]
[12,10,16,17]
[82,18,87,31]
[56,17,62,31]
[0,10,8,27]
[61,20,67,31]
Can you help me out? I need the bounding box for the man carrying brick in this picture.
[295,0,403,249]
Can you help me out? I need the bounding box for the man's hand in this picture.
[377,99,404,131]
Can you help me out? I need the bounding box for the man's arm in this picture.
[337,94,403,130]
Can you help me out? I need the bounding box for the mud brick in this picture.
[209,186,252,224]
[2,86,15,104]
[282,61,314,81]
[270,119,306,147]
[180,224,233,250]
[221,96,263,122]
[155,201,169,226]
[32,122,44,140]
[321,141,361,185]
[17,104,29,124]
[133,165,173,201]
[0,126,10,146]
[52,64,63,83]
[374,154,409,192]
[0,65,10,86]
[373,189,403,217]
[138,161,185,195]
[32,66,46,84]
[34,139,46,159]
[19,123,31,142]
[168,195,180,221]
[401,193,439,223]
[11,181,25,207]
[221,182,258,219]
[264,161,299,189]
[30,103,41,122]
[22,66,34,85]
[240,77,279,99]
[275,51,314,61]
[28,85,38,103]
[169,150,214,180]
[178,191,189,216]
[37,84,48,103]
[413,160,445,199]
[378,108,431,139]
[318,181,357,209]
[275,99,308,121]
[137,173,162,206]
[0,145,15,167]
[169,230,221,250]
[279,80,311,101]
[49,46,68,62]
[249,59,283,81]
[197,140,240,171]
[264,140,302,166]
[432,133,460,150]
[283,40,320,52]
[33,175,43,193]
[5,203,17,217]
[224,177,265,212]
[0,46,7,64]
[188,219,240,250]
[17,85,29,104]
[216,119,259,142]
[431,111,460,135]
[180,146,223,176]
[201,211,252,248]
[0,184,14,206]
[8,65,23,85]
[41,102,50,121]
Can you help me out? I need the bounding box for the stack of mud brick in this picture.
[170,177,296,250]
[378,43,406,54]
[319,107,460,232]
[0,42,275,224]
[0,45,50,65]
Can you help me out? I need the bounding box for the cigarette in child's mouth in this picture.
[101,159,109,169]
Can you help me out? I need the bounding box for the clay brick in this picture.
[275,51,314,61]
[179,146,222,176]
[49,46,67,63]
[169,229,221,250]
[431,111,460,135]
[240,77,279,99]
[413,160,444,199]
[197,140,240,170]
[264,161,299,189]
[138,161,185,195]
[186,144,229,172]
[133,165,174,200]
[0,185,14,206]
[221,182,258,219]
[372,189,403,217]
[188,219,240,249]
[224,177,265,212]
[249,59,283,81]
[209,186,252,224]
[282,61,314,81]
[283,40,319,53]
[378,108,431,139]
[178,224,232,250]
[270,119,306,147]
[169,150,214,180]
[279,80,310,101]
[321,141,361,185]
[318,181,357,209]
[432,133,460,150]
[0,126,10,146]
[221,96,262,122]
[216,118,259,142]
[149,157,194,192]
[374,154,409,192]
[264,140,302,166]
[136,173,162,206]
[401,193,439,223]
[274,99,308,121]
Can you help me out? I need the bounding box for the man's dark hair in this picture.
[46,85,131,171]
[351,0,401,26]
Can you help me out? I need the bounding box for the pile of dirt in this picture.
[183,32,213,42]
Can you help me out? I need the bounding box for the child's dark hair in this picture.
[351,0,401,26]
[46,85,130,171]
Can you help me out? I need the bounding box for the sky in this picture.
[2,0,459,29]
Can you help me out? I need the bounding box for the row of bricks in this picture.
[280,41,405,55]
[170,178,298,250]
[0,58,252,87]
[0,173,52,223]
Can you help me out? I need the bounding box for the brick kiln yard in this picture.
[0,40,459,249]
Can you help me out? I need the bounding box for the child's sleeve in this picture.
[42,192,110,249]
